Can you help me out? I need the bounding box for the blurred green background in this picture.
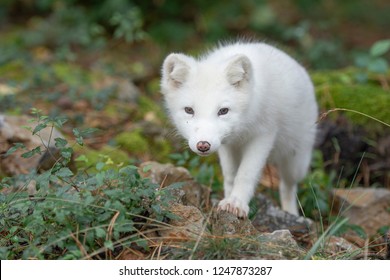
[1,0,389,69]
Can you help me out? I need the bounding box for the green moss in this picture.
[75,145,130,171]
[146,78,161,95]
[312,68,390,133]
[52,62,91,86]
[315,81,390,133]
[137,95,166,120]
[0,60,28,81]
[151,137,173,161]
[115,129,149,155]
[103,102,134,119]
[312,68,356,86]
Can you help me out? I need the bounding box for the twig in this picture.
[386,229,390,260]
[106,211,120,259]
[70,232,91,259]
[318,108,390,128]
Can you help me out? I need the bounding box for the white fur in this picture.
[161,42,318,217]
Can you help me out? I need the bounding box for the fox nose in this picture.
[196,141,210,153]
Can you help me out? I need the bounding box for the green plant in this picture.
[169,150,222,191]
[110,8,146,42]
[304,217,350,259]
[0,112,176,259]
[299,150,340,220]
[354,39,390,82]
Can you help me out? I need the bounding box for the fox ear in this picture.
[162,54,191,90]
[225,55,252,88]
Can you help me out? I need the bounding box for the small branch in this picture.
[318,108,390,128]
[70,232,91,259]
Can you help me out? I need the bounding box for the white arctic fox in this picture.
[161,41,318,217]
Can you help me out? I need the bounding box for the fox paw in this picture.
[217,197,249,218]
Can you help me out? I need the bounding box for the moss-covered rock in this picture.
[115,129,149,155]
[313,68,390,133]
[52,62,92,87]
[103,102,134,119]
[75,145,130,172]
[0,60,28,81]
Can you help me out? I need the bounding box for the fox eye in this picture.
[218,108,229,116]
[184,107,194,115]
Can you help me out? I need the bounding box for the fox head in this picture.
[161,52,253,155]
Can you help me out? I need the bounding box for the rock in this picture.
[341,230,366,248]
[251,194,313,240]
[0,115,64,176]
[211,210,259,236]
[137,161,313,259]
[158,203,206,242]
[207,209,305,259]
[139,161,211,209]
[323,236,360,256]
[138,161,211,245]
[56,96,74,110]
[257,230,305,259]
[94,76,139,102]
[332,187,390,236]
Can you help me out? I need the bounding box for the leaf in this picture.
[53,116,67,128]
[72,128,83,146]
[370,39,390,57]
[56,167,74,178]
[135,238,148,250]
[104,240,114,250]
[83,194,95,206]
[354,53,370,68]
[32,123,47,135]
[95,227,107,238]
[60,147,73,160]
[81,128,99,135]
[354,72,368,83]
[142,164,152,173]
[5,143,26,156]
[116,223,135,233]
[31,108,42,116]
[72,128,99,146]
[96,171,105,186]
[75,154,88,163]
[54,138,68,148]
[368,57,389,73]
[21,146,41,158]
[96,162,105,171]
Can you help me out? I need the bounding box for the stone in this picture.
[257,229,306,259]
[94,76,139,102]
[252,194,313,239]
[139,161,211,209]
[0,115,64,176]
[137,161,313,259]
[323,236,360,256]
[209,210,305,259]
[158,203,206,242]
[332,187,390,236]
[210,209,259,236]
